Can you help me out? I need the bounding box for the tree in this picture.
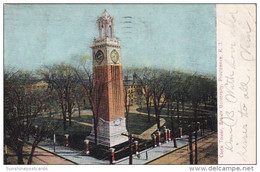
[199,76,217,110]
[73,55,108,144]
[187,74,201,121]
[73,86,84,117]
[164,71,182,125]
[150,69,171,129]
[39,63,78,130]
[4,70,58,164]
[178,73,189,117]
[123,67,136,124]
[124,86,131,125]
[135,90,145,109]
[133,67,154,122]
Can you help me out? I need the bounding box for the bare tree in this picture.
[124,86,131,125]
[149,69,171,129]
[4,70,58,164]
[123,68,136,125]
[39,63,78,130]
[73,55,108,144]
[132,67,154,122]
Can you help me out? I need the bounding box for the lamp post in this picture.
[34,125,39,138]
[152,134,157,148]
[134,141,139,155]
[84,139,90,155]
[64,134,69,147]
[53,134,56,152]
[168,129,171,141]
[164,128,168,143]
[179,127,183,138]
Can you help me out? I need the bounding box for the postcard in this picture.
[2,2,257,167]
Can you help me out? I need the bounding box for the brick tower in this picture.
[87,10,128,147]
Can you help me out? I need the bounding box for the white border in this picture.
[1,1,259,171]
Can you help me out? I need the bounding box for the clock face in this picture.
[95,50,104,64]
[110,49,119,64]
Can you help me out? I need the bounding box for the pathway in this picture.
[21,106,216,165]
[33,129,215,165]
[5,143,75,165]
[138,118,165,140]
[115,130,215,165]
[148,132,218,165]
[62,108,165,140]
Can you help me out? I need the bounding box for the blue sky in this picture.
[4,4,216,75]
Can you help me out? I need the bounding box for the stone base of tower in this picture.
[87,117,129,147]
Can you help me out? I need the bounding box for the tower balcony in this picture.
[92,37,120,48]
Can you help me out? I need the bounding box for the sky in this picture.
[4,4,216,75]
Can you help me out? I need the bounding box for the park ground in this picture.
[148,132,217,165]
[5,104,217,165]
[5,132,217,165]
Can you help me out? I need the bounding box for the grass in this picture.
[136,103,215,117]
[71,112,158,136]
[30,108,216,161]
[33,111,157,149]
[32,115,92,150]
[126,113,157,135]
[33,105,216,149]
[135,105,216,136]
[72,115,93,124]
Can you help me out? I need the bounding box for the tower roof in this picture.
[101,9,110,20]
[96,10,116,40]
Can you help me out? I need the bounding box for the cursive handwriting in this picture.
[225,41,236,70]
[240,20,255,61]
[238,103,248,118]
[237,124,248,161]
[224,71,237,103]
[240,44,254,61]
[218,10,238,37]
[239,75,250,99]
[218,5,255,163]
[223,111,238,152]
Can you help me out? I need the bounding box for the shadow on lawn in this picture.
[126,113,157,135]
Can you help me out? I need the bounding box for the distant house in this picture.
[123,75,144,106]
[29,80,48,91]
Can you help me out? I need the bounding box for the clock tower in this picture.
[87,10,128,147]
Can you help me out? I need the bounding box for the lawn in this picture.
[71,112,158,135]
[33,114,91,150]
[126,113,157,135]
[135,105,216,136]
[136,106,212,117]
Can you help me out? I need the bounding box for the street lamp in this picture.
[64,134,69,147]
[53,134,56,152]
[84,139,90,155]
[34,125,39,137]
